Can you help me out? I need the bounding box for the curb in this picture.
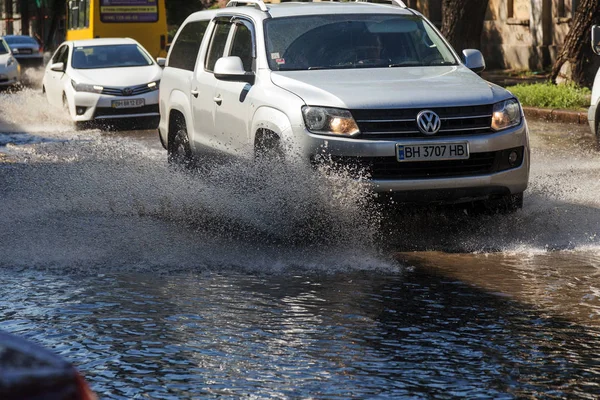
[523,106,588,125]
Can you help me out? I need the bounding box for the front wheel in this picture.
[480,192,524,214]
[168,122,193,166]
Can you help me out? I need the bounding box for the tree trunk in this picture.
[551,0,600,87]
[44,0,65,52]
[440,0,490,55]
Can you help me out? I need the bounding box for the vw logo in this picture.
[416,110,441,135]
[122,87,133,96]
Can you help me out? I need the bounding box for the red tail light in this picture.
[75,370,98,400]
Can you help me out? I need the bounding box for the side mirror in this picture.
[462,49,486,74]
[157,57,166,67]
[50,62,65,72]
[214,56,254,85]
[592,25,600,55]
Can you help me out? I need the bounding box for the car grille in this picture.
[101,83,156,97]
[351,105,493,139]
[15,48,33,54]
[94,104,159,118]
[312,147,524,180]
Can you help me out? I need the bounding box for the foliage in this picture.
[506,82,591,110]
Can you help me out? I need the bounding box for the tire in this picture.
[254,129,284,162]
[168,119,193,166]
[480,192,524,214]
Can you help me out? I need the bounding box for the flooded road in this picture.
[1,89,600,398]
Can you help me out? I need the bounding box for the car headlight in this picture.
[302,106,360,136]
[491,98,522,131]
[71,80,103,93]
[7,57,16,67]
[147,80,160,90]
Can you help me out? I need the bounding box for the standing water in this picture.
[2,89,600,398]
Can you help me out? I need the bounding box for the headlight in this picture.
[302,106,360,136]
[71,80,103,93]
[147,80,160,90]
[491,99,522,131]
[7,57,15,67]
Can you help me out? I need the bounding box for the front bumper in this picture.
[70,90,160,122]
[290,121,530,200]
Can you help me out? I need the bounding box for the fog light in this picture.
[508,150,519,166]
[76,106,87,115]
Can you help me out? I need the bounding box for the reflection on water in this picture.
[1,268,600,398]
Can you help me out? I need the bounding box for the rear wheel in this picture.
[168,119,193,166]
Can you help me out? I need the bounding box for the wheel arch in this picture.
[250,106,293,147]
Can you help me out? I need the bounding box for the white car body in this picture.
[0,38,20,87]
[42,38,162,123]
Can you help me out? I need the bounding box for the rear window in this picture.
[72,44,153,69]
[168,20,210,71]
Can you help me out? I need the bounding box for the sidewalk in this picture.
[481,70,589,125]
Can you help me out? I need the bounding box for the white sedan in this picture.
[0,37,20,88]
[42,38,163,126]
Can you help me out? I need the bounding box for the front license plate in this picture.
[396,143,469,162]
[111,99,145,109]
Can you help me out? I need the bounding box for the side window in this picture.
[229,23,253,72]
[60,46,69,65]
[205,21,231,72]
[168,20,210,71]
[52,46,66,64]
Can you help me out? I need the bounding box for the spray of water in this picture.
[1,91,599,271]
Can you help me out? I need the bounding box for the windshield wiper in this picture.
[388,61,425,67]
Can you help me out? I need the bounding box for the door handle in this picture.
[213,96,222,105]
[191,89,199,98]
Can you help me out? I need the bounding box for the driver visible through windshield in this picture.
[264,14,457,71]
[71,44,153,69]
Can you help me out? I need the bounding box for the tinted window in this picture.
[51,45,67,64]
[169,20,210,71]
[229,23,253,72]
[4,36,38,45]
[264,14,457,71]
[205,21,231,72]
[72,44,153,69]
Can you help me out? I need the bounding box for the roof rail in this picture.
[355,0,407,8]
[226,0,269,12]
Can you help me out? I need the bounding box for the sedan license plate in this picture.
[112,99,145,109]
[396,143,469,162]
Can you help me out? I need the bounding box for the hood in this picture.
[71,65,162,87]
[270,66,512,109]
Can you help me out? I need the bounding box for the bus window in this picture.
[100,0,159,23]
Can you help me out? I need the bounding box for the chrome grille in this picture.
[101,83,157,97]
[352,105,493,139]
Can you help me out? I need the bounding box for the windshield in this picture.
[72,44,153,69]
[4,36,38,45]
[0,40,9,55]
[264,14,458,71]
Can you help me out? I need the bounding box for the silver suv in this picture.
[158,0,530,211]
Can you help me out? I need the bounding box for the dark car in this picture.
[0,330,97,400]
[3,35,44,67]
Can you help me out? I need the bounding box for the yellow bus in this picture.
[65,0,168,58]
